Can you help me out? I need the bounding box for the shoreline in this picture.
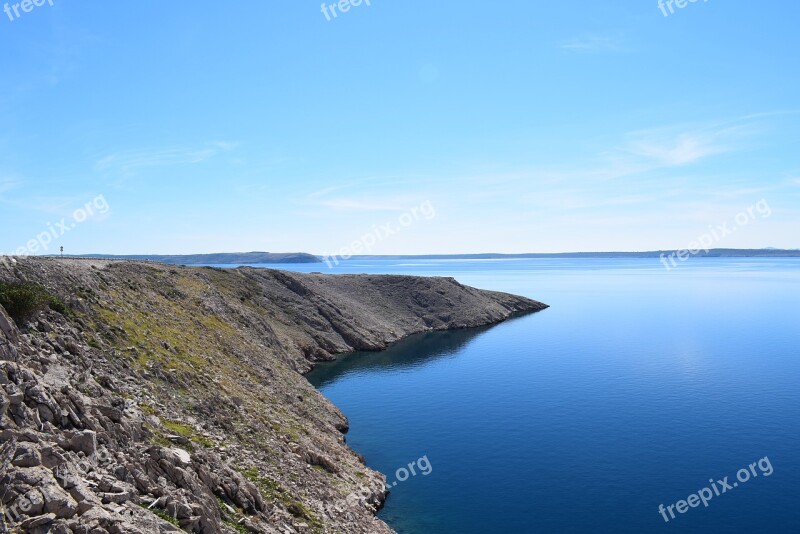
[1,258,546,533]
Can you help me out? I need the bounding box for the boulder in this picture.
[12,442,42,468]
[69,430,98,457]
[40,483,79,519]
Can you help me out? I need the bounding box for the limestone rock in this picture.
[0,257,547,533]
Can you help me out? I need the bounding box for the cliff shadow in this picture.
[307,314,532,389]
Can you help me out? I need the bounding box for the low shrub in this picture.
[0,281,71,324]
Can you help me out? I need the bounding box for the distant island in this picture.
[344,249,800,260]
[74,251,322,265]
[59,249,800,266]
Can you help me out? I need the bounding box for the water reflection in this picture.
[306,324,499,389]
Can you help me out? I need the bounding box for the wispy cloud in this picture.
[708,186,773,199]
[305,182,430,213]
[0,190,104,216]
[615,118,759,168]
[625,134,729,166]
[0,177,21,197]
[419,112,790,223]
[307,196,415,212]
[210,141,239,151]
[94,142,237,177]
[559,35,624,53]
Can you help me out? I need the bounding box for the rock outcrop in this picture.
[0,257,547,533]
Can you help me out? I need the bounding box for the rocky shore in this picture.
[0,257,547,533]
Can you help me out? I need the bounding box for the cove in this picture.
[302,258,800,533]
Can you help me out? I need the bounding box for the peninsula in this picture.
[0,257,546,533]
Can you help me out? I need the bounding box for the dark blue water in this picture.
[266,258,799,533]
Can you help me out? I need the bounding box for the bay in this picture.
[254,258,800,533]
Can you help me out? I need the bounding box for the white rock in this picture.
[169,447,191,465]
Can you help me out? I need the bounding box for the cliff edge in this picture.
[0,257,547,533]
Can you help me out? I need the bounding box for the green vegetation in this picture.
[223,519,248,534]
[96,277,237,375]
[144,423,173,448]
[240,468,324,533]
[139,403,157,416]
[136,503,185,531]
[144,418,214,450]
[0,281,71,323]
[162,419,215,448]
[151,508,183,529]
[217,497,249,533]
[312,464,331,475]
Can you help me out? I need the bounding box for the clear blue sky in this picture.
[1,0,798,255]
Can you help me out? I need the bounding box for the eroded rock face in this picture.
[0,258,547,533]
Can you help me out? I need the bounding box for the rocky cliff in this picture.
[0,257,547,533]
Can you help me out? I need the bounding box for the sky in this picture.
[1,0,799,256]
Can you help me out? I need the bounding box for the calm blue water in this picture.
[255,258,799,533]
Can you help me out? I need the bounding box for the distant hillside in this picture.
[76,252,322,265]
[348,249,800,260]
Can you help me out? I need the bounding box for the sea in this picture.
[232,258,800,533]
